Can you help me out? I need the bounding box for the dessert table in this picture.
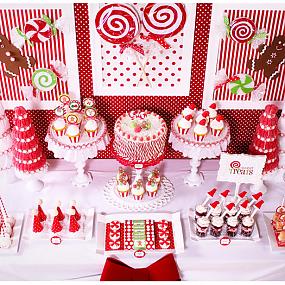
[0,159,285,281]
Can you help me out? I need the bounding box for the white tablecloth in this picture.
[0,159,285,281]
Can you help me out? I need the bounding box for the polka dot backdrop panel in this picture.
[3,3,271,159]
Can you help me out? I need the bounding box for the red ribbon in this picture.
[120,43,145,55]
[49,64,62,79]
[214,75,240,90]
[141,33,171,50]
[28,80,38,98]
[100,254,180,281]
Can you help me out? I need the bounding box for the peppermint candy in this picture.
[228,74,254,95]
[109,240,121,250]
[32,68,57,92]
[25,18,52,43]
[109,220,121,231]
[230,17,256,44]
[157,220,169,230]
[159,238,171,249]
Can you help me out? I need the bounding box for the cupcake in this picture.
[52,118,66,136]
[131,179,145,200]
[237,205,251,223]
[85,119,98,138]
[66,124,80,143]
[210,115,224,137]
[195,204,207,221]
[177,114,193,135]
[116,167,129,183]
[147,168,161,185]
[240,216,255,237]
[226,216,239,237]
[210,216,224,237]
[196,216,210,237]
[195,110,210,125]
[207,102,218,121]
[117,178,130,198]
[182,103,197,118]
[146,178,158,197]
[194,119,208,142]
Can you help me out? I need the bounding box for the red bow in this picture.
[100,253,181,281]
[141,33,171,50]
[120,43,145,55]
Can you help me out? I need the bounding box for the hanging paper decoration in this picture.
[95,4,144,55]
[141,3,187,49]
[228,74,254,95]
[32,68,58,92]
[11,14,64,49]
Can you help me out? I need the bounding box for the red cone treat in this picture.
[69,209,80,233]
[33,212,43,233]
[37,200,47,222]
[51,214,63,233]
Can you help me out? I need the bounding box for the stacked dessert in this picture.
[51,95,99,144]
[116,167,161,200]
[176,102,226,141]
[113,110,167,166]
[272,206,285,246]
[194,188,264,238]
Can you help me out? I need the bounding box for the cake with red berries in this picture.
[113,110,167,166]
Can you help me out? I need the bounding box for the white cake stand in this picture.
[45,117,110,188]
[169,115,230,187]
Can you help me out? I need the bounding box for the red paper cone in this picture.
[33,214,43,233]
[69,214,80,233]
[56,206,65,221]
[51,216,63,233]
[37,205,47,222]
[72,206,81,221]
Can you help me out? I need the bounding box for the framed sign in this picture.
[217,153,266,184]
[0,3,80,110]
[89,3,196,96]
[203,3,285,109]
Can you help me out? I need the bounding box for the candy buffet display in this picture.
[24,199,94,241]
[95,212,184,255]
[189,188,264,241]
[0,196,24,254]
[46,96,110,187]
[169,102,230,186]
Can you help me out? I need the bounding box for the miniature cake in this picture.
[113,110,167,164]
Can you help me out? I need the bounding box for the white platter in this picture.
[24,208,94,241]
[104,176,175,212]
[95,211,184,255]
[0,213,24,255]
[188,209,260,242]
[263,212,285,253]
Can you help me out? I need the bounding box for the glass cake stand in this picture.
[169,115,230,187]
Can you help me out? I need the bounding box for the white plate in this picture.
[24,208,94,241]
[0,213,24,255]
[263,212,285,253]
[95,211,184,255]
[188,209,260,242]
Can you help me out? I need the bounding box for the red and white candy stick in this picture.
[221,202,235,218]
[202,188,217,206]
[250,200,264,218]
[249,192,263,207]
[236,191,247,205]
[236,199,249,217]
[219,189,230,206]
[206,201,220,218]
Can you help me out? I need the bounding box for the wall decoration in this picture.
[89,3,196,96]
[203,4,285,109]
[0,4,80,110]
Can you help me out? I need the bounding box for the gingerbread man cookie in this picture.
[0,34,36,78]
[247,35,285,80]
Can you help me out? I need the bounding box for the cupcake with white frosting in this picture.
[241,216,255,237]
[84,119,98,138]
[177,114,193,135]
[182,103,197,118]
[195,110,210,125]
[52,118,66,136]
[117,178,130,198]
[194,119,208,142]
[131,179,145,200]
[210,114,224,137]
[146,178,158,197]
[207,102,218,122]
[66,124,80,143]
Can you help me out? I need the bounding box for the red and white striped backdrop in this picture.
[214,9,285,102]
[0,8,68,102]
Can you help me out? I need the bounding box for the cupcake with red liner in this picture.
[194,119,208,142]
[66,124,80,143]
[207,102,218,121]
[177,114,193,135]
[84,119,98,138]
[146,178,158,197]
[182,103,197,118]
[147,168,161,185]
[195,110,210,125]
[52,118,66,136]
[117,178,130,198]
[210,114,224,137]
[131,179,145,200]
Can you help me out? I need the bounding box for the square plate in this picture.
[188,209,260,242]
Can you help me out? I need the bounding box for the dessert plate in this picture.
[188,209,260,242]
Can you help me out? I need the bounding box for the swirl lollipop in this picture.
[230,17,256,44]
[24,18,53,43]
[95,4,143,54]
[32,68,57,92]
[141,3,187,49]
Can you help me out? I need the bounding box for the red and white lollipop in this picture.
[95,4,143,54]
[142,3,186,49]
[230,17,256,44]
[24,18,52,43]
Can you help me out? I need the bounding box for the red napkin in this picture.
[100,253,181,281]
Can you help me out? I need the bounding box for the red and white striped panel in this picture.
[214,9,285,102]
[0,9,68,102]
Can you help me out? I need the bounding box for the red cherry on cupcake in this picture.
[199,119,207,126]
[134,125,142,133]
[185,114,193,121]
[209,102,217,109]
[202,110,210,117]
[216,114,224,122]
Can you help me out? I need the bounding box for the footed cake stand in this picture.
[45,117,110,188]
[169,115,230,187]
